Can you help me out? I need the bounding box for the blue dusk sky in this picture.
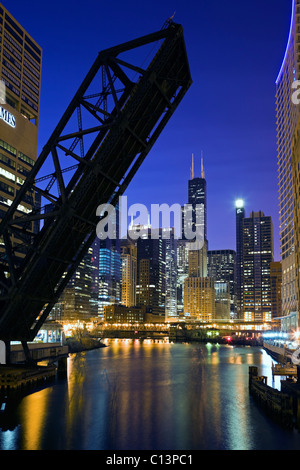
[5,0,293,260]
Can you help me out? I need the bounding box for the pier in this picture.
[249,366,294,428]
[0,342,68,397]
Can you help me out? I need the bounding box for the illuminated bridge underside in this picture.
[0,22,192,342]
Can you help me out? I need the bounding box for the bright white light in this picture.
[235,199,244,209]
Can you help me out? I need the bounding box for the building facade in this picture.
[0,4,42,266]
[270,261,282,319]
[276,0,300,320]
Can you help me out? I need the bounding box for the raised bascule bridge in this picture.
[0,21,192,363]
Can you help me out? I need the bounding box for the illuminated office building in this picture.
[121,240,137,307]
[50,239,100,321]
[136,226,166,315]
[176,239,189,313]
[214,281,230,320]
[184,277,215,321]
[208,249,236,316]
[98,236,121,317]
[0,4,42,262]
[164,227,177,318]
[276,0,300,320]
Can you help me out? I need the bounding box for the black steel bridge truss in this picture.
[0,22,192,345]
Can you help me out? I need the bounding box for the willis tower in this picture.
[187,153,207,248]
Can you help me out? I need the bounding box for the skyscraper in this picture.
[187,153,207,244]
[0,4,42,265]
[276,0,300,320]
[183,154,215,320]
[235,199,245,319]
[242,211,274,322]
[164,227,178,318]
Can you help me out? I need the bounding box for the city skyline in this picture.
[5,0,292,262]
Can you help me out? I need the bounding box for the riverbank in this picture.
[64,335,106,353]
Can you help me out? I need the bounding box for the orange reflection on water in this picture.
[19,387,52,450]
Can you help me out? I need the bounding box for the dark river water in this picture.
[1,339,300,451]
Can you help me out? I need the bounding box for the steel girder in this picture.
[0,22,192,342]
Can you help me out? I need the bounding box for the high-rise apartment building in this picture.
[242,211,274,322]
[0,4,42,264]
[276,0,300,321]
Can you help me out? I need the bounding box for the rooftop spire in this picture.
[191,153,194,180]
[201,151,205,179]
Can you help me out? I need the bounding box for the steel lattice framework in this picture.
[0,22,192,344]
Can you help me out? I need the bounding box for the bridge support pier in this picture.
[21,341,35,366]
[57,356,68,375]
[4,340,10,365]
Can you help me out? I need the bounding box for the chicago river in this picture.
[1,340,300,450]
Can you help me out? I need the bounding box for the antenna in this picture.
[191,153,194,179]
[201,151,205,179]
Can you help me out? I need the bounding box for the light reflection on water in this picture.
[0,341,300,450]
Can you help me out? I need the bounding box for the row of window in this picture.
[0,152,31,175]
[0,139,35,167]
[0,13,41,65]
[0,18,41,114]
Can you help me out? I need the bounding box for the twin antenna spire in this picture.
[190,152,205,180]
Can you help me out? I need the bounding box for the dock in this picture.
[272,363,298,379]
[249,366,294,428]
[0,364,57,393]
